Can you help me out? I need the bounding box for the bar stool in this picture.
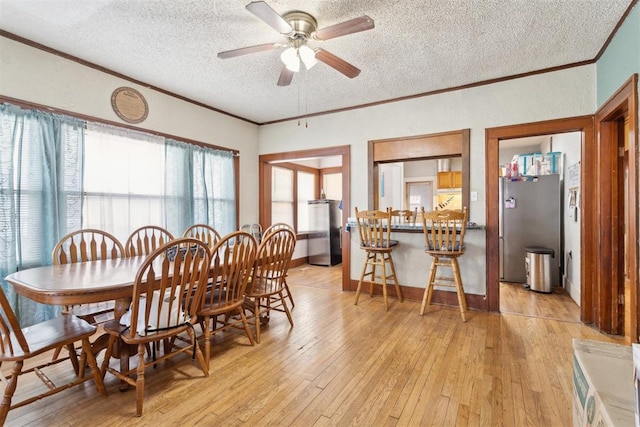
[390,208,417,226]
[354,207,403,310]
[420,207,468,321]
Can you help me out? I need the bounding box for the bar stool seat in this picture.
[354,207,403,310]
[420,207,468,321]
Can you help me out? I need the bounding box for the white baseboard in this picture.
[565,276,580,306]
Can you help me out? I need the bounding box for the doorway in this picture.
[485,116,594,315]
[497,133,581,322]
[258,146,351,291]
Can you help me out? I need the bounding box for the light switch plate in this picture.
[471,191,478,202]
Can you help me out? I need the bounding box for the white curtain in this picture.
[84,124,236,241]
[83,122,167,242]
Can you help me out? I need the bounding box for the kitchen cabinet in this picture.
[437,171,462,189]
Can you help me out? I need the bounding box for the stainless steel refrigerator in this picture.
[308,200,342,266]
[499,174,561,285]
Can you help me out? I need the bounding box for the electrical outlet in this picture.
[471,191,478,202]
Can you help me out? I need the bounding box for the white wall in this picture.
[499,144,545,166]
[378,163,403,210]
[552,132,582,304]
[258,65,596,295]
[0,37,260,227]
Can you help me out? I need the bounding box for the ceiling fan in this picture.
[218,1,375,86]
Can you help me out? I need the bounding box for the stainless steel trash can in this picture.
[525,246,554,293]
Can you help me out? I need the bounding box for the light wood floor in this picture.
[5,264,623,426]
[499,281,581,322]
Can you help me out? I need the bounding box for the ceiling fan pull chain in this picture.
[297,73,302,126]
[304,70,309,128]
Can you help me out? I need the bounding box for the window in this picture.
[271,166,294,226]
[82,123,236,241]
[269,164,318,232]
[83,127,166,242]
[297,171,315,232]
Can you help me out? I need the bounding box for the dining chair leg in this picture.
[100,335,117,380]
[190,328,208,378]
[284,281,295,309]
[280,291,294,327]
[0,361,23,425]
[81,338,106,395]
[51,345,63,362]
[66,343,80,376]
[78,349,87,379]
[238,308,255,346]
[135,343,146,417]
[254,298,262,344]
[203,315,212,369]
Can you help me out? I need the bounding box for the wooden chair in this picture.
[124,225,174,257]
[353,207,403,310]
[51,229,125,371]
[390,208,418,226]
[183,224,222,250]
[198,231,257,369]
[52,229,125,322]
[420,207,469,321]
[246,227,296,343]
[261,222,296,308]
[263,222,293,239]
[240,223,263,243]
[100,237,210,417]
[0,287,106,425]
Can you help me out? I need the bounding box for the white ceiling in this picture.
[0,0,634,124]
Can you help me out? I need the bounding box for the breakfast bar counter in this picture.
[346,222,487,302]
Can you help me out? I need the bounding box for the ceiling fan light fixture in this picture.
[280,47,300,72]
[299,45,317,70]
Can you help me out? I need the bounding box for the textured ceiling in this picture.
[0,0,634,124]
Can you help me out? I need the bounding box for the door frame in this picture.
[485,116,595,313]
[259,145,351,291]
[594,74,638,340]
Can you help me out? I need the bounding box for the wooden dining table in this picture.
[5,256,146,319]
[5,256,147,387]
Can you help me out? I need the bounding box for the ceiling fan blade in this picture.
[277,66,294,86]
[217,43,281,59]
[312,15,375,41]
[246,1,293,35]
[315,48,361,79]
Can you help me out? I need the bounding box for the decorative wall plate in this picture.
[111,87,149,124]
